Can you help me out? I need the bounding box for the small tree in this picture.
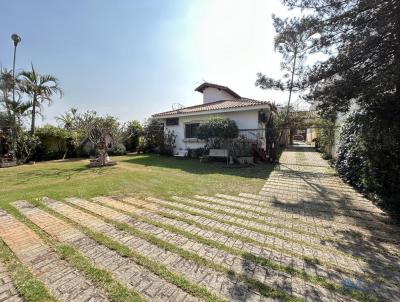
[56,108,79,159]
[123,120,143,152]
[86,116,122,165]
[256,16,315,118]
[142,118,164,152]
[16,132,40,163]
[196,117,239,149]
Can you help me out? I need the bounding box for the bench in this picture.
[206,149,230,165]
[0,155,17,168]
[173,149,188,158]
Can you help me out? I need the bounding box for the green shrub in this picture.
[142,118,164,153]
[110,143,127,156]
[34,125,69,160]
[231,136,253,157]
[318,119,335,159]
[187,148,206,158]
[123,120,142,152]
[336,113,400,213]
[159,130,176,156]
[196,117,239,148]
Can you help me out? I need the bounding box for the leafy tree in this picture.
[56,108,79,158]
[1,68,31,157]
[34,125,70,160]
[196,117,239,149]
[84,115,122,165]
[15,132,40,163]
[280,0,400,212]
[281,0,400,117]
[56,108,77,131]
[142,118,164,152]
[255,16,316,118]
[123,120,143,152]
[18,65,63,134]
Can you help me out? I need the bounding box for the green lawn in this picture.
[0,154,273,207]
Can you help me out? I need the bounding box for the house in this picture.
[152,82,276,155]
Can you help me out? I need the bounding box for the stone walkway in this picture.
[0,143,399,301]
[12,201,198,302]
[0,210,109,302]
[0,261,22,302]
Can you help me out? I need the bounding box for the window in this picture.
[258,111,266,123]
[185,123,199,138]
[166,118,179,126]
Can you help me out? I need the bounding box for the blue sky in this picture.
[0,0,303,125]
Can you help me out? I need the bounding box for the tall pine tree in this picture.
[282,0,400,213]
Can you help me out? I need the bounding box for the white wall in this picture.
[202,87,237,104]
[163,110,260,152]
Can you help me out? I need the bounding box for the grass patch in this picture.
[0,154,273,207]
[0,240,57,302]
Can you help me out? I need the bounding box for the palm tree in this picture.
[56,108,77,130]
[56,108,78,159]
[18,64,63,134]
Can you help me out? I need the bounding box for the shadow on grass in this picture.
[121,154,275,180]
[11,165,112,184]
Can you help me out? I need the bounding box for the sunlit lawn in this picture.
[0,154,273,207]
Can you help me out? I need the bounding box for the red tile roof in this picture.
[153,98,272,117]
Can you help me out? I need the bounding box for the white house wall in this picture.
[163,110,260,152]
[202,87,237,104]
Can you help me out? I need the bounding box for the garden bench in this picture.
[205,149,230,165]
[0,155,17,168]
[173,149,188,158]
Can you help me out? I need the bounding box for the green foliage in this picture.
[160,129,177,156]
[255,16,315,93]
[196,117,239,148]
[109,143,127,156]
[187,148,206,158]
[281,0,400,118]
[142,118,164,152]
[315,118,335,159]
[336,113,400,213]
[255,16,316,122]
[18,64,63,134]
[231,136,254,157]
[279,0,400,214]
[34,125,72,160]
[16,132,41,163]
[123,120,142,152]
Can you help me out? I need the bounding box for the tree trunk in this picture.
[31,95,36,134]
[286,47,298,118]
[276,47,298,150]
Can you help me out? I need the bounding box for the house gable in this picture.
[195,82,241,104]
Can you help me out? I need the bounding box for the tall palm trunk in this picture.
[31,94,37,134]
